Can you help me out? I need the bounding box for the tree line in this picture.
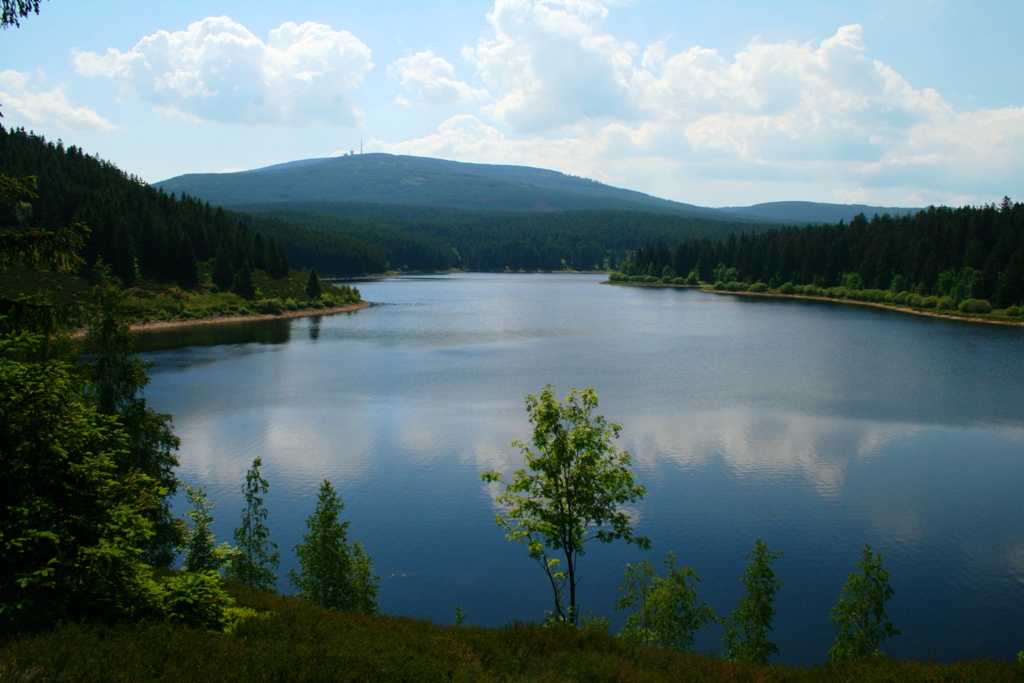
[0,125,388,281]
[249,204,775,274]
[617,199,1024,309]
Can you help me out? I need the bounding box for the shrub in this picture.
[958,298,993,314]
[935,296,956,311]
[802,285,819,296]
[672,277,686,285]
[779,282,795,295]
[725,281,748,292]
[1005,305,1021,317]
[253,298,284,315]
[643,275,658,284]
[919,296,939,309]
[713,281,725,290]
[157,571,235,631]
[748,282,768,293]
[907,294,924,307]
[661,276,672,284]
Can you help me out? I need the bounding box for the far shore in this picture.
[72,300,371,340]
[606,280,1024,328]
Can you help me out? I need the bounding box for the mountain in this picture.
[718,201,920,225]
[157,154,732,220]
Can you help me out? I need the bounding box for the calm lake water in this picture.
[140,273,1024,665]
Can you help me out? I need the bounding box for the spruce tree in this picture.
[232,260,255,299]
[212,247,233,291]
[176,233,199,290]
[305,268,321,300]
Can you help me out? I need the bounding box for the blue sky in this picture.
[2,0,1022,207]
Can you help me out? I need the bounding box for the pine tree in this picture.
[212,247,233,291]
[226,457,279,592]
[176,233,199,290]
[305,268,321,300]
[231,260,255,299]
[181,484,234,574]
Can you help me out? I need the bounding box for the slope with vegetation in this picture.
[612,199,1024,318]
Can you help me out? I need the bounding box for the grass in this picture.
[1,582,1020,683]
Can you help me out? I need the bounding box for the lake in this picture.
[139,273,1024,665]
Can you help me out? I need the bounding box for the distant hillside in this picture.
[719,201,920,225]
[156,154,729,219]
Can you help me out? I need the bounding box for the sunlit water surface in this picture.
[139,273,1024,664]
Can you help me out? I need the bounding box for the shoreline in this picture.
[606,280,1024,328]
[70,300,371,339]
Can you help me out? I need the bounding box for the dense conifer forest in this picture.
[617,201,1024,310]
[0,126,386,280]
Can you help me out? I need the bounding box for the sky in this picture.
[1,0,1023,208]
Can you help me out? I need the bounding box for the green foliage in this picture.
[1,0,44,28]
[0,331,158,634]
[304,267,322,299]
[288,480,379,614]
[748,281,768,293]
[83,266,182,566]
[453,605,468,627]
[481,385,649,624]
[180,484,235,574]
[617,199,1024,308]
[958,298,993,314]
[226,458,280,592]
[828,544,900,662]
[615,553,715,652]
[157,570,235,631]
[4,581,1020,683]
[722,538,784,664]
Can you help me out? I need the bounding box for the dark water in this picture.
[140,273,1024,664]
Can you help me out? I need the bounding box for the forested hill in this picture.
[621,200,1024,309]
[719,201,919,225]
[157,153,727,217]
[0,126,386,282]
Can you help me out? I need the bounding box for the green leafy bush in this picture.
[958,298,993,314]
[919,296,939,309]
[616,553,715,652]
[935,296,955,311]
[748,282,768,293]
[157,571,235,631]
[725,281,748,292]
[253,298,284,314]
[779,282,795,294]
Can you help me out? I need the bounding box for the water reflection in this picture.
[141,274,1024,665]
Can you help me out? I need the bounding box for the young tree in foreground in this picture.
[288,480,378,614]
[828,544,900,661]
[481,385,649,625]
[84,265,182,567]
[226,457,280,592]
[0,329,157,634]
[616,552,716,651]
[722,538,784,664]
[181,484,234,574]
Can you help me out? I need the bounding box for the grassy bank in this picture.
[1,264,362,331]
[0,582,1019,683]
[606,278,1024,328]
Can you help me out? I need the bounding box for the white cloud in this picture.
[0,70,117,131]
[378,2,1024,206]
[466,0,638,132]
[388,50,489,108]
[72,16,373,125]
